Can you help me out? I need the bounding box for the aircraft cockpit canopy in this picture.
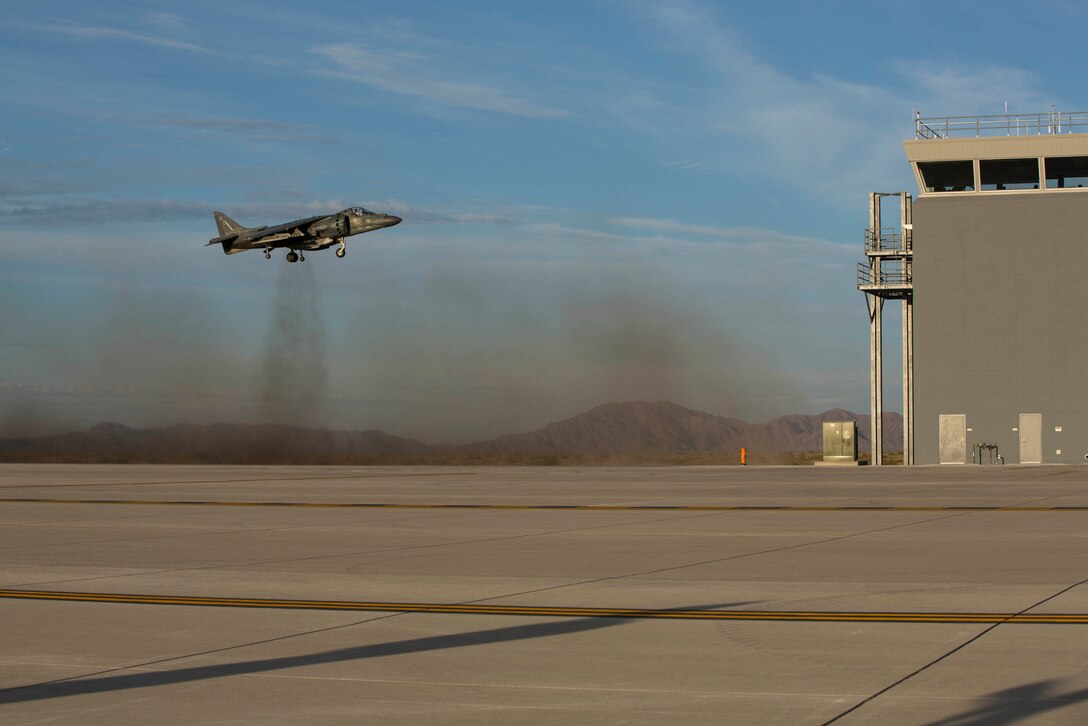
[346,207,373,215]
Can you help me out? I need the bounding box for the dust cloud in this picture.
[0,398,77,439]
[0,284,249,436]
[2,239,805,444]
[259,261,328,426]
[337,257,804,444]
[1,263,331,436]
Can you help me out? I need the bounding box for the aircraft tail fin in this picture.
[213,211,247,237]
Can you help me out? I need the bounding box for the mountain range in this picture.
[0,401,902,464]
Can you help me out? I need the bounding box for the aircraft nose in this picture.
[384,215,402,227]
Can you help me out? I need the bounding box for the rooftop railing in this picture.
[914,110,1088,140]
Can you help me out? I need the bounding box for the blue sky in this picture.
[0,1,1082,441]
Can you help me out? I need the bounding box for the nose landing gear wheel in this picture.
[335,247,346,258]
[285,251,299,263]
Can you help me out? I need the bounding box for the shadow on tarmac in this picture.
[0,603,749,704]
[919,679,1088,725]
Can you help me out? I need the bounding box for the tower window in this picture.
[1044,157,1088,189]
[918,161,975,192]
[979,158,1040,191]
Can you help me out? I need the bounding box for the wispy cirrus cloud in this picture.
[310,42,567,119]
[0,199,209,225]
[645,1,903,202]
[133,113,341,145]
[608,216,849,249]
[661,160,706,172]
[0,197,517,227]
[144,12,190,34]
[22,20,218,55]
[375,199,517,225]
[892,61,1046,113]
[640,0,1048,206]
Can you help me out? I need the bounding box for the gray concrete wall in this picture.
[913,193,1088,465]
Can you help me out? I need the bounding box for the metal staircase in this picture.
[858,193,914,465]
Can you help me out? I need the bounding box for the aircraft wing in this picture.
[242,215,325,243]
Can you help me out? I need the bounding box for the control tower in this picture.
[866,110,1088,465]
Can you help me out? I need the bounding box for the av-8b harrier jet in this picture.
[206,206,401,262]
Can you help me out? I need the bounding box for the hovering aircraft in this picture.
[206,207,402,262]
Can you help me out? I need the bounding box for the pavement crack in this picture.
[468,511,974,604]
[7,510,710,589]
[819,573,1088,725]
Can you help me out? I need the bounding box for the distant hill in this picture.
[460,401,902,456]
[0,422,431,464]
[0,402,902,464]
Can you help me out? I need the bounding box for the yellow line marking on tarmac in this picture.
[1,498,1087,512]
[1,588,1086,623]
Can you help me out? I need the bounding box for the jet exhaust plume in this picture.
[259,262,328,426]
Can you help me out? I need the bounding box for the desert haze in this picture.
[0,401,902,465]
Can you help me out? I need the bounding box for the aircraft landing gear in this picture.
[336,238,346,259]
[264,248,272,260]
[285,251,299,263]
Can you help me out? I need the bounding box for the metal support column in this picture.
[869,294,884,466]
[900,193,914,465]
[868,192,883,466]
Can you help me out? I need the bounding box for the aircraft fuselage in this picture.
[206,207,401,261]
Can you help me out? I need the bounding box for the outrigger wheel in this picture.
[264,249,272,260]
[286,251,299,263]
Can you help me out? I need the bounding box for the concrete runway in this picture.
[1,463,1087,724]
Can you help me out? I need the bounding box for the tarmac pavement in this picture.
[1,463,1087,724]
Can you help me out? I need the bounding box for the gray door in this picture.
[1019,413,1043,464]
[938,414,967,464]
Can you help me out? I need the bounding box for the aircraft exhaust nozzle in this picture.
[205,235,242,254]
